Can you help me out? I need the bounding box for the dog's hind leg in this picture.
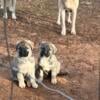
[57,0,61,25]
[0,0,4,9]
[67,11,72,24]
[61,8,66,35]
[71,9,77,35]
[3,8,8,19]
[2,0,8,19]
[9,0,16,19]
[8,0,13,11]
[12,0,16,19]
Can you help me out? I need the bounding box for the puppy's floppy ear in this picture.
[39,41,46,49]
[16,41,21,50]
[49,43,57,54]
[26,40,34,50]
[16,40,25,50]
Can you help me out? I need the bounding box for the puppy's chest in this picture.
[16,58,35,73]
[39,57,55,71]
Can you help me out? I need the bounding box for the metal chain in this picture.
[36,78,74,100]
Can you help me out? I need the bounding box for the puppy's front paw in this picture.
[51,78,57,84]
[32,83,38,88]
[19,82,26,88]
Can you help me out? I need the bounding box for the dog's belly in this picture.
[5,0,11,7]
[63,0,79,10]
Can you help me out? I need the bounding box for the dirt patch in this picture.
[0,0,99,100]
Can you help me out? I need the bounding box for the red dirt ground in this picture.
[0,0,99,100]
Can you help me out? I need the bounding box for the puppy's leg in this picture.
[30,73,38,88]
[56,63,60,74]
[38,69,44,82]
[71,9,77,35]
[67,12,72,24]
[51,70,57,84]
[57,0,61,25]
[17,73,26,88]
[61,8,66,35]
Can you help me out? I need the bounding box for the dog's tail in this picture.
[58,69,69,76]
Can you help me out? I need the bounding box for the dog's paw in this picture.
[57,20,61,25]
[3,13,8,19]
[32,83,38,88]
[71,30,76,35]
[71,28,76,35]
[51,78,57,84]
[61,27,66,36]
[61,30,66,36]
[19,82,26,88]
[1,6,3,9]
[12,13,16,19]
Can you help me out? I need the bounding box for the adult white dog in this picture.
[0,0,16,19]
[57,0,79,35]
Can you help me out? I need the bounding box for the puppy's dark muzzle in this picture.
[19,46,29,57]
[40,48,50,57]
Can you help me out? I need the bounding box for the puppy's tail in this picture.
[58,69,69,76]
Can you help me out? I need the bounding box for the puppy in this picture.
[38,42,60,84]
[0,0,16,19]
[57,0,79,35]
[12,40,38,88]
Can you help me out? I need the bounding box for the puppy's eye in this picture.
[16,46,19,50]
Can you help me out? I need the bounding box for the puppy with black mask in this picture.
[37,42,60,84]
[12,40,38,88]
